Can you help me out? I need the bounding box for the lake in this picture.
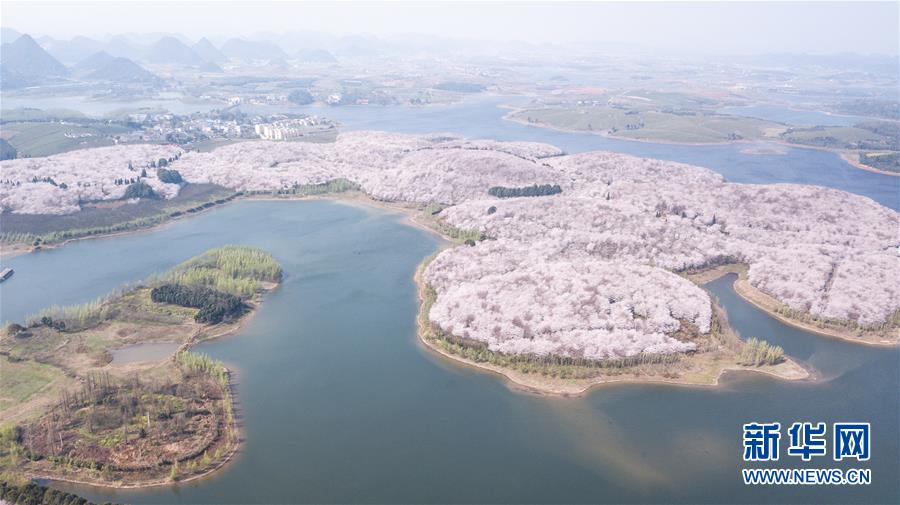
[2,200,896,503]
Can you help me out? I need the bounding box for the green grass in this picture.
[782,126,897,150]
[0,107,87,122]
[618,112,778,143]
[108,288,198,324]
[513,106,632,132]
[0,324,71,363]
[613,90,718,110]
[859,151,900,173]
[13,247,281,335]
[513,106,781,143]
[0,359,66,411]
[161,246,283,296]
[0,121,133,157]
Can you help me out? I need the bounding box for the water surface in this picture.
[1,201,895,504]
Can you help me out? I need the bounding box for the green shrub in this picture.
[738,337,785,366]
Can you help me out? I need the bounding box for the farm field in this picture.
[510,106,785,143]
[0,121,134,157]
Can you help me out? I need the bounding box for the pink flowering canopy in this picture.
[3,132,897,358]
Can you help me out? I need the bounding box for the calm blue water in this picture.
[2,201,896,504]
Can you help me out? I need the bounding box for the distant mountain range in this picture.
[103,34,145,60]
[1,28,348,77]
[295,48,337,63]
[88,57,160,83]
[221,38,287,61]
[42,35,107,64]
[72,50,117,73]
[193,37,229,65]
[1,34,69,77]
[0,34,69,89]
[75,51,161,83]
[145,36,209,67]
[1,27,22,44]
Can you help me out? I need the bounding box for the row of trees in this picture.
[0,481,103,505]
[487,184,562,198]
[150,152,182,168]
[240,179,363,198]
[25,297,109,332]
[150,283,243,324]
[176,351,229,389]
[859,151,900,173]
[174,351,235,472]
[58,372,117,413]
[738,337,785,366]
[164,245,283,296]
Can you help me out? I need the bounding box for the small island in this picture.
[0,246,282,487]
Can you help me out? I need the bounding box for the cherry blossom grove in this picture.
[2,132,897,358]
[425,239,708,359]
[0,144,183,214]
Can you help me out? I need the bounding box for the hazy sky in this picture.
[3,1,898,55]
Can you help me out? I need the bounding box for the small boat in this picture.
[0,268,13,282]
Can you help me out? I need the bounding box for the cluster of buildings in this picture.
[118,112,250,144]
[113,110,335,144]
[253,116,332,140]
[226,94,291,106]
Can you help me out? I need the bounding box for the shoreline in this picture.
[837,150,900,177]
[1,191,245,260]
[6,190,894,350]
[9,268,279,490]
[412,256,809,397]
[5,189,891,490]
[502,107,900,177]
[7,190,894,350]
[684,264,899,347]
[0,190,436,261]
[502,108,744,147]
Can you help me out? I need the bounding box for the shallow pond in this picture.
[110,342,181,364]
